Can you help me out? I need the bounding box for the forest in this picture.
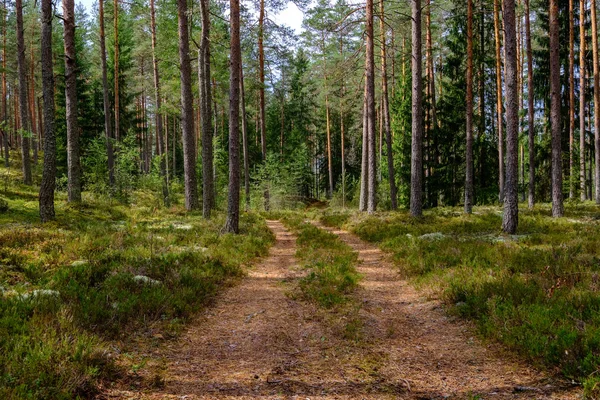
[1,0,600,396]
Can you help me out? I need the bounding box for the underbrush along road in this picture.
[108,220,580,399]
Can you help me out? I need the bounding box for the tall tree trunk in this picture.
[580,0,587,200]
[224,0,241,233]
[99,0,115,188]
[569,0,576,198]
[114,0,120,142]
[410,0,423,216]
[39,0,56,222]
[465,0,474,214]
[359,83,368,211]
[502,0,519,233]
[258,0,269,210]
[178,0,199,210]
[592,0,600,203]
[380,0,397,210]
[324,71,334,198]
[525,0,535,209]
[366,0,376,213]
[16,0,31,185]
[150,0,168,205]
[2,0,8,168]
[240,62,250,211]
[200,0,214,217]
[550,0,564,216]
[63,0,81,202]
[29,38,37,166]
[494,0,504,202]
[340,85,346,207]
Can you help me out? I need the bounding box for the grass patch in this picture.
[336,204,600,397]
[0,173,274,398]
[281,214,360,308]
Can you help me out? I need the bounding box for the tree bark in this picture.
[325,72,334,198]
[150,0,168,205]
[502,0,519,233]
[465,0,474,214]
[258,0,269,210]
[410,0,423,216]
[1,0,8,168]
[359,83,368,211]
[114,0,120,142]
[580,0,587,200]
[200,0,214,217]
[569,0,576,199]
[592,0,600,203]
[178,0,199,210]
[366,0,377,213]
[525,0,535,209]
[63,0,81,202]
[29,37,37,166]
[494,0,504,203]
[99,0,115,188]
[39,0,56,222]
[380,0,397,210]
[550,0,564,216]
[224,0,241,233]
[240,62,250,211]
[16,0,31,185]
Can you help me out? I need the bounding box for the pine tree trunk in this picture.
[465,0,474,214]
[366,0,377,214]
[29,39,37,166]
[580,0,587,200]
[502,0,519,233]
[525,0,535,209]
[178,0,199,210]
[240,62,250,211]
[359,83,368,211]
[380,0,397,210]
[63,0,81,202]
[494,0,504,203]
[569,0,576,199]
[224,0,241,233]
[199,0,214,217]
[550,0,564,216]
[114,0,120,142]
[150,0,168,205]
[410,0,423,216]
[99,0,115,188]
[16,0,31,185]
[39,0,56,222]
[258,0,269,210]
[592,0,600,203]
[2,1,8,168]
[324,69,334,198]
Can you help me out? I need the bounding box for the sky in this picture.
[77,0,305,34]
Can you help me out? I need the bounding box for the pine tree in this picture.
[502,0,519,233]
[39,0,56,222]
[410,0,423,217]
[224,0,241,233]
[64,0,82,202]
[178,0,199,210]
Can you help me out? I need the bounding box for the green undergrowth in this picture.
[324,204,600,397]
[0,175,273,399]
[281,214,360,309]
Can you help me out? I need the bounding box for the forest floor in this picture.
[103,219,581,399]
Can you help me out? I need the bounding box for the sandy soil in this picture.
[102,219,581,400]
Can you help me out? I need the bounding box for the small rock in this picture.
[19,289,60,300]
[419,232,446,241]
[133,275,161,286]
[71,260,88,267]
